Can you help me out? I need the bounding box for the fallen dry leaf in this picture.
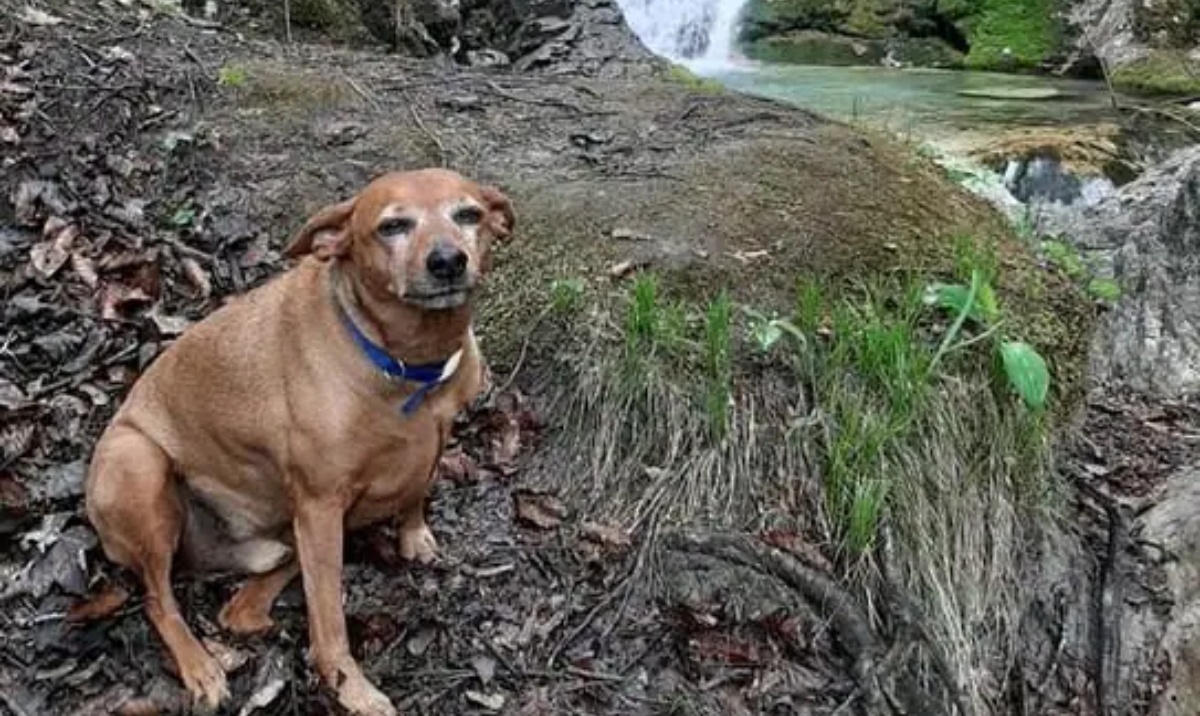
[0,124,18,143]
[406,624,438,656]
[181,257,212,298]
[607,259,638,278]
[515,491,566,530]
[67,583,130,623]
[71,252,99,288]
[115,698,163,716]
[19,7,64,25]
[580,521,632,549]
[30,218,79,278]
[437,449,478,482]
[687,632,761,666]
[202,638,250,673]
[469,654,497,685]
[100,283,152,321]
[149,307,193,336]
[465,691,506,712]
[491,414,522,473]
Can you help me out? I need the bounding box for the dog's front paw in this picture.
[337,673,397,716]
[179,647,229,713]
[398,523,439,564]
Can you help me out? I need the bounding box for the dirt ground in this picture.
[1,1,1197,715]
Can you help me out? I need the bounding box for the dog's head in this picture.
[284,168,515,311]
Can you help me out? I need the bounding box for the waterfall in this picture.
[616,0,750,69]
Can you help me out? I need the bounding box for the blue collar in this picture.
[334,298,462,416]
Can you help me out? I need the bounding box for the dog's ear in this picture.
[284,198,356,260]
[479,186,515,240]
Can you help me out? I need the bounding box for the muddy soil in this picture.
[0,1,1194,715]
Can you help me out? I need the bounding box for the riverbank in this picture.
[735,0,1200,96]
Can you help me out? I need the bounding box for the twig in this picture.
[546,568,636,668]
[403,90,447,166]
[0,686,35,716]
[283,0,293,45]
[342,73,380,110]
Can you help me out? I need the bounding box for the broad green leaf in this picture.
[924,282,990,324]
[751,319,783,352]
[1000,341,1050,410]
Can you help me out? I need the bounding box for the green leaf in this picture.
[171,206,196,228]
[1000,341,1050,410]
[1087,277,1122,302]
[217,65,247,88]
[751,319,783,352]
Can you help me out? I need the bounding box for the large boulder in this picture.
[1066,0,1200,94]
[1042,146,1200,398]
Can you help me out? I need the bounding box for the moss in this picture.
[663,63,726,94]
[1112,51,1200,97]
[224,59,361,110]
[888,37,965,67]
[962,0,1058,70]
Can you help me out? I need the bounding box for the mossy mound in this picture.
[1112,51,1200,97]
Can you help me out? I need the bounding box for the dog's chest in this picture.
[344,389,458,501]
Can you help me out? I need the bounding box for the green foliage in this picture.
[663,64,725,94]
[958,0,1058,69]
[1087,277,1122,302]
[703,294,734,440]
[550,278,586,314]
[1040,238,1122,304]
[1041,239,1086,279]
[217,64,248,88]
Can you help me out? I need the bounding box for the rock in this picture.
[1043,146,1200,398]
[1139,462,1200,716]
[956,87,1071,100]
[1066,0,1200,94]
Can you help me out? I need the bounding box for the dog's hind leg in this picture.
[85,425,229,711]
[218,559,300,635]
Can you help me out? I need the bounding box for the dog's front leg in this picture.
[294,497,397,716]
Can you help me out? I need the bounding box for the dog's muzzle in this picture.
[404,241,472,310]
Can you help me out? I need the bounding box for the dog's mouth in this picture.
[403,287,471,310]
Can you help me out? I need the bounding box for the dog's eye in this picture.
[453,206,484,225]
[377,217,415,237]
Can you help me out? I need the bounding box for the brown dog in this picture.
[85,169,513,716]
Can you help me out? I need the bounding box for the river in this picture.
[616,0,1119,153]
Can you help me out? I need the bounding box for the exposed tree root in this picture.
[666,530,966,715]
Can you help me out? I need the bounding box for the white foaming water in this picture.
[616,0,750,69]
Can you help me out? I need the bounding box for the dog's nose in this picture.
[425,241,468,281]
